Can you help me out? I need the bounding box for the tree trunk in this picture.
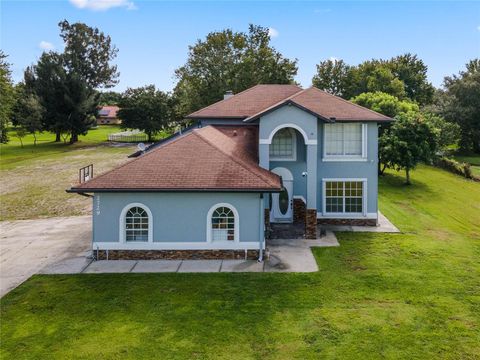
[33,133,37,146]
[18,137,23,148]
[405,168,411,185]
[379,163,387,175]
[69,132,78,144]
[147,132,152,142]
[55,131,61,142]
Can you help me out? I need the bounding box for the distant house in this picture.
[97,106,121,125]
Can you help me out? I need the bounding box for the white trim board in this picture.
[119,202,153,243]
[261,123,317,145]
[93,242,265,251]
[317,212,378,219]
[206,203,240,243]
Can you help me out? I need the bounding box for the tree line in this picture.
[0,22,478,182]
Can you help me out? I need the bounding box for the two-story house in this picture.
[69,85,392,260]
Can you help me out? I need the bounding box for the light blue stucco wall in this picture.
[257,104,378,216]
[316,121,378,214]
[93,192,262,243]
[270,131,307,198]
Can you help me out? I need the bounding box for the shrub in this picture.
[434,156,474,179]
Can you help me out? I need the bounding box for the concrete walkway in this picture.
[40,230,339,274]
[0,216,91,297]
[321,211,400,233]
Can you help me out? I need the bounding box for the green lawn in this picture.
[1,166,479,359]
[0,126,136,220]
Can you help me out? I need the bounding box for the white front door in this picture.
[271,180,293,223]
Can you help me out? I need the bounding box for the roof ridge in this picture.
[193,127,280,187]
[308,86,392,120]
[74,131,193,188]
[243,87,309,121]
[187,84,302,117]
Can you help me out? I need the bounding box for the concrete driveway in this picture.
[0,216,91,297]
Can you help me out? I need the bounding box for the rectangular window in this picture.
[325,181,364,214]
[325,123,363,157]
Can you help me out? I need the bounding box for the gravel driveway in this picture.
[0,216,91,297]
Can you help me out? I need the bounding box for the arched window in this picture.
[119,203,153,243]
[207,203,239,242]
[270,128,296,160]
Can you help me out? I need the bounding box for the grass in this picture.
[0,126,136,220]
[453,154,480,177]
[1,165,479,359]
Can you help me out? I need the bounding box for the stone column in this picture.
[305,144,318,239]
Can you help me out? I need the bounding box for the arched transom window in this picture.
[211,206,235,241]
[125,206,149,242]
[270,128,296,160]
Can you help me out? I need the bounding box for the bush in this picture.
[434,156,474,179]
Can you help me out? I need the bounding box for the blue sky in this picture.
[1,0,479,92]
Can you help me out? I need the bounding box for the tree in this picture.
[25,20,119,143]
[59,20,119,89]
[388,54,434,105]
[98,91,122,105]
[381,112,438,184]
[118,85,172,142]
[13,87,45,146]
[0,51,15,143]
[422,112,460,152]
[312,59,351,96]
[435,59,480,153]
[312,54,434,105]
[351,91,419,118]
[174,24,297,117]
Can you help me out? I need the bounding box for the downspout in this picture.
[258,194,264,262]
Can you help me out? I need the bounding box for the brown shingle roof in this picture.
[187,84,302,119]
[186,84,392,122]
[244,87,392,122]
[69,125,281,193]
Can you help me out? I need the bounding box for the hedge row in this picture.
[434,156,478,180]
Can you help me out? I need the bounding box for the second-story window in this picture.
[324,123,364,158]
[270,128,296,161]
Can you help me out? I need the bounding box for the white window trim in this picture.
[269,128,297,161]
[259,123,317,145]
[321,178,368,217]
[119,203,153,243]
[322,123,367,162]
[206,203,240,243]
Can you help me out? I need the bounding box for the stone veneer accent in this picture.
[317,218,377,226]
[293,198,306,224]
[305,209,317,239]
[96,249,260,261]
[264,208,270,229]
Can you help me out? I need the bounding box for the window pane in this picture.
[325,181,363,214]
[270,128,295,159]
[211,206,235,241]
[325,123,362,156]
[125,206,149,242]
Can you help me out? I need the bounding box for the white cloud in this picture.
[477,25,480,31]
[39,41,54,50]
[329,56,339,62]
[268,27,279,38]
[69,0,137,11]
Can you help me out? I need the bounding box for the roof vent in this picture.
[329,117,336,121]
[224,90,234,100]
[233,130,237,136]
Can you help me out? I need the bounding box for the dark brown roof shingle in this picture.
[187,84,302,119]
[70,125,281,192]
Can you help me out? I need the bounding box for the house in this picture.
[96,105,121,125]
[69,85,392,260]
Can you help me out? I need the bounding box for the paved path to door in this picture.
[0,216,91,297]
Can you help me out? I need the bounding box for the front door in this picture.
[271,180,293,223]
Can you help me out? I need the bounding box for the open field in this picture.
[1,165,479,359]
[0,126,136,220]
